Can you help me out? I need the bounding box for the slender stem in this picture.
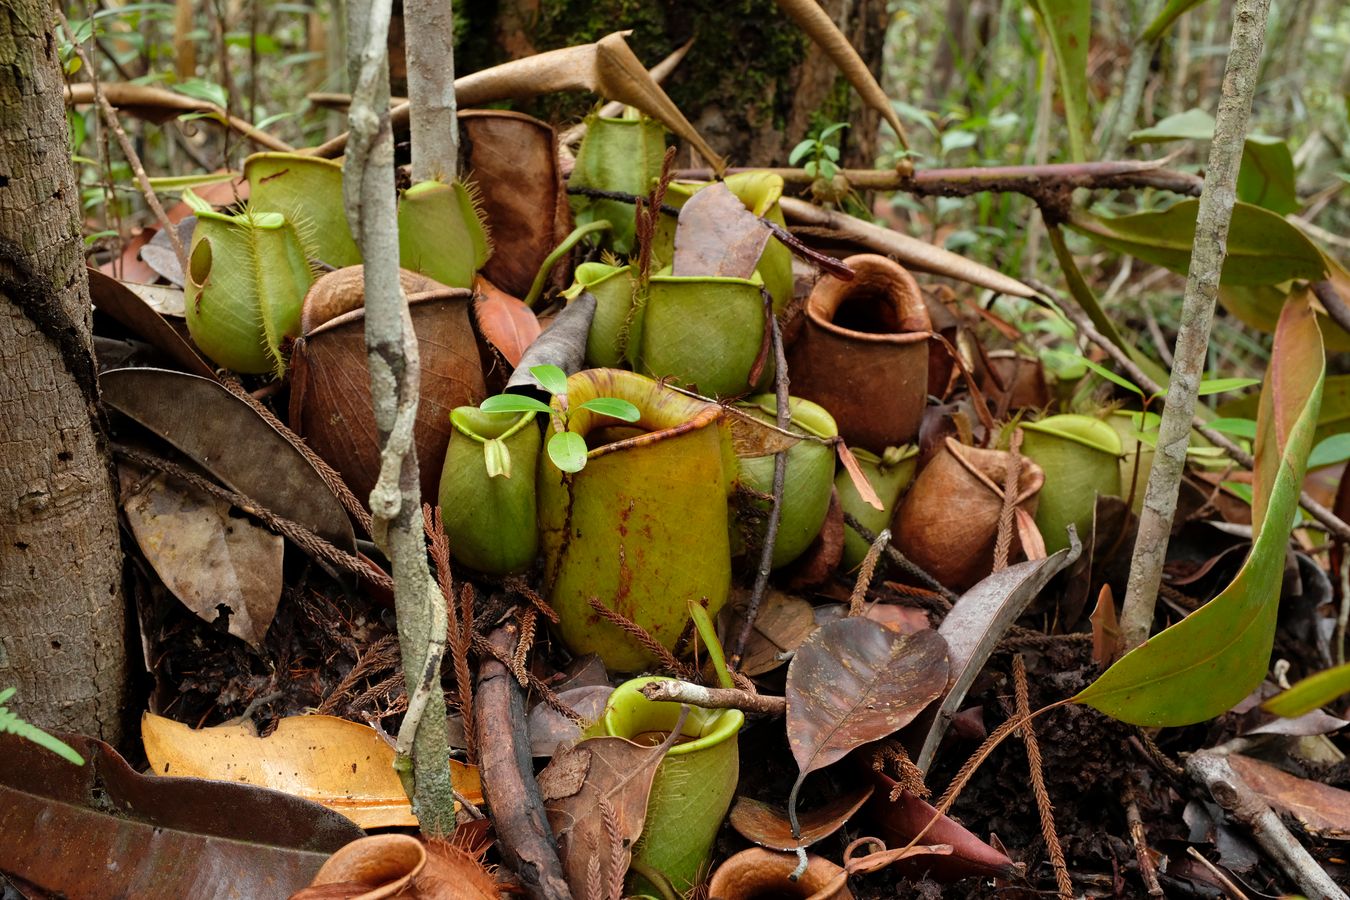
[403,0,459,183]
[637,680,786,717]
[344,0,456,835]
[1118,0,1273,651]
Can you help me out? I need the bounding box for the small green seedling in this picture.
[0,687,85,765]
[479,365,640,474]
[789,122,848,182]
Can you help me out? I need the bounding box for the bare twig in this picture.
[1186,751,1348,900]
[843,513,956,605]
[1185,847,1251,900]
[1124,784,1165,897]
[345,0,455,834]
[731,291,789,667]
[638,680,786,717]
[63,82,294,152]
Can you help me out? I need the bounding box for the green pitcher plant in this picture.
[182,191,313,376]
[567,111,667,255]
[1019,414,1124,553]
[244,152,361,270]
[397,179,492,290]
[837,444,918,570]
[536,369,736,670]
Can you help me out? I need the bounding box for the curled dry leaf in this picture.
[729,782,874,851]
[474,275,541,368]
[720,587,817,676]
[88,269,215,378]
[538,713,685,898]
[142,713,482,829]
[785,620,948,824]
[672,182,772,280]
[119,464,284,649]
[865,776,1020,882]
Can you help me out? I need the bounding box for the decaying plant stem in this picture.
[1118,0,1275,651]
[638,680,786,717]
[403,0,458,183]
[344,0,456,835]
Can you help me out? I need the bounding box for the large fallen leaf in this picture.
[88,268,216,378]
[1026,0,1091,161]
[538,724,682,897]
[729,783,873,851]
[785,620,947,824]
[1263,662,1350,718]
[101,368,355,555]
[1076,293,1324,726]
[779,197,1036,298]
[1066,200,1327,287]
[913,536,1081,773]
[672,182,771,280]
[316,32,723,172]
[119,465,284,648]
[773,0,906,146]
[0,729,361,898]
[719,587,817,676]
[1229,755,1350,839]
[142,713,482,829]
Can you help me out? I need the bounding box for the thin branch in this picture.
[64,82,294,152]
[403,0,458,183]
[843,513,957,605]
[637,680,786,717]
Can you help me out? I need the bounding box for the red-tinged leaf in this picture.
[866,778,1021,882]
[785,620,948,824]
[538,722,683,898]
[729,783,874,851]
[671,182,771,280]
[1091,584,1122,668]
[913,540,1081,774]
[1229,755,1350,839]
[837,440,884,511]
[0,730,361,899]
[1076,294,1324,726]
[474,275,541,367]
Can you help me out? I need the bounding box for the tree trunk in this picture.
[460,0,889,168]
[0,1,127,743]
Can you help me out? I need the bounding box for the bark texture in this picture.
[0,1,127,741]
[463,0,888,168]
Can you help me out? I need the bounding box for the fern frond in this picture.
[0,688,86,765]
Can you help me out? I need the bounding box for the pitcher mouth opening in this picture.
[556,369,724,462]
[807,255,931,344]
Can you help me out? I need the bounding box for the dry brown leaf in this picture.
[119,465,283,648]
[729,784,874,851]
[1229,755,1350,839]
[720,587,818,676]
[1090,584,1122,667]
[142,713,482,829]
[672,182,771,279]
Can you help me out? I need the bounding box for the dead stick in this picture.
[1123,784,1165,897]
[1186,752,1346,900]
[842,512,956,605]
[638,680,786,717]
[475,624,573,900]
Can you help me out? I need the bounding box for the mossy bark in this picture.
[457,0,889,168]
[0,0,128,743]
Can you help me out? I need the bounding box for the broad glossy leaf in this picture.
[1067,200,1327,286]
[913,538,1082,773]
[1309,434,1350,469]
[1076,294,1324,726]
[480,394,553,415]
[578,397,641,422]
[1027,0,1091,161]
[530,364,570,397]
[473,276,541,367]
[1237,135,1298,215]
[1142,0,1211,41]
[1208,417,1258,439]
[1262,662,1350,718]
[785,620,947,818]
[1129,108,1216,142]
[547,431,589,473]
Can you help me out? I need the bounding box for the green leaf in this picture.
[1066,200,1327,287]
[480,394,553,416]
[1207,417,1258,439]
[822,144,840,162]
[1075,292,1325,726]
[530,364,570,397]
[578,397,641,422]
[1142,0,1213,43]
[483,438,512,479]
[1026,0,1092,162]
[1129,108,1215,143]
[1262,662,1350,718]
[940,130,977,155]
[1307,433,1350,469]
[1046,350,1145,399]
[547,431,589,473]
[180,187,214,215]
[1237,135,1298,216]
[819,122,849,140]
[147,171,241,191]
[1197,377,1262,396]
[788,139,817,166]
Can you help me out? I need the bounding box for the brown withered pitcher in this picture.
[786,254,931,452]
[289,266,490,506]
[894,437,1044,591]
